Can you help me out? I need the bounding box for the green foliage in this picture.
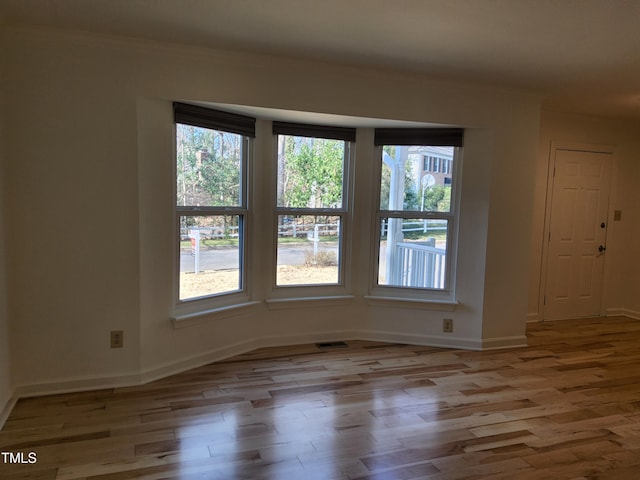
[176,124,241,208]
[280,136,344,208]
[422,185,451,212]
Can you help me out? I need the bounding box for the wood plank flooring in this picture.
[3,317,640,479]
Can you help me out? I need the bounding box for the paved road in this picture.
[180,243,339,272]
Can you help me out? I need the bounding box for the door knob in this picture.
[599,245,606,252]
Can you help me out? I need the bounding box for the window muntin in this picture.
[174,104,253,303]
[274,128,353,288]
[375,134,461,293]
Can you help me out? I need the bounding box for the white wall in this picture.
[3,25,540,396]
[529,110,640,320]
[4,29,143,392]
[0,22,14,424]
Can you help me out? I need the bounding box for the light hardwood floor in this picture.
[2,317,640,479]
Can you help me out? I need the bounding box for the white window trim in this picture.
[171,300,261,328]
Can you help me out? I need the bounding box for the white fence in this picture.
[183,220,445,240]
[277,222,339,238]
[391,241,446,289]
[380,219,447,236]
[181,226,239,240]
[180,223,338,240]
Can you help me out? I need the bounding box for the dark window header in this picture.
[374,128,463,147]
[173,102,256,138]
[273,121,356,142]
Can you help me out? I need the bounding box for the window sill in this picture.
[364,295,458,311]
[171,301,261,328]
[265,295,355,310]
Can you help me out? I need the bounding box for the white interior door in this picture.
[544,148,612,321]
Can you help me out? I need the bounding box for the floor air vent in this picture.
[315,341,348,349]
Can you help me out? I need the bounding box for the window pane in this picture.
[276,135,345,208]
[380,146,454,213]
[176,124,243,207]
[276,215,341,286]
[378,218,448,289]
[179,215,242,300]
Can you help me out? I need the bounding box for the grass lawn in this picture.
[180,264,338,299]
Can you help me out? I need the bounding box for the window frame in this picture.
[172,103,255,314]
[271,122,356,295]
[370,128,463,302]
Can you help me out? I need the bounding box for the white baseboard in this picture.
[526,312,541,323]
[526,310,640,323]
[0,390,18,430]
[140,337,263,385]
[140,329,360,384]
[0,327,529,418]
[258,329,361,349]
[606,308,640,320]
[358,329,484,350]
[8,330,364,407]
[360,330,527,351]
[481,335,528,350]
[13,371,142,400]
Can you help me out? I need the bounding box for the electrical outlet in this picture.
[110,330,124,348]
[443,318,453,333]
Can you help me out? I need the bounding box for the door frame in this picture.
[538,141,616,321]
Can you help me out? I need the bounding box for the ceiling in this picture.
[2,0,640,120]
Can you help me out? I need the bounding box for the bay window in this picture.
[171,101,464,312]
